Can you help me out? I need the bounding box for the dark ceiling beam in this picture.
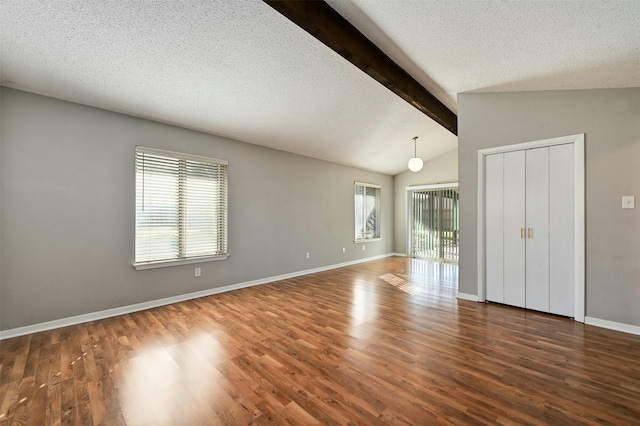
[263,0,457,135]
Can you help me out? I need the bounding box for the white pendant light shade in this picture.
[408,157,423,172]
[408,136,423,172]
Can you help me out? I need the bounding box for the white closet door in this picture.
[549,144,575,316]
[525,148,550,312]
[485,154,504,303]
[503,151,526,308]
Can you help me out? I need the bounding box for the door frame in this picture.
[406,183,459,259]
[477,134,585,322]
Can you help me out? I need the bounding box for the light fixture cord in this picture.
[413,137,418,157]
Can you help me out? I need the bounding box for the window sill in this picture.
[354,238,381,244]
[133,254,229,270]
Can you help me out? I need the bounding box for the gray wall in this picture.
[0,88,3,326]
[392,149,458,254]
[458,88,640,326]
[0,88,393,330]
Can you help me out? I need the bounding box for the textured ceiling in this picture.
[1,1,639,175]
[327,0,640,114]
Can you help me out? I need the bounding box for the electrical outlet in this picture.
[342,247,346,254]
[305,252,310,259]
[195,267,201,277]
[362,245,366,251]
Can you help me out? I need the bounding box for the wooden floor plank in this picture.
[1,257,639,425]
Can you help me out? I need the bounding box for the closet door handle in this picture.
[528,228,532,239]
[520,227,524,239]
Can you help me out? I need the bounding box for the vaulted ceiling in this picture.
[1,1,638,175]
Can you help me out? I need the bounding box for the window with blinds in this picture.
[134,147,228,269]
[408,185,459,263]
[354,182,381,241]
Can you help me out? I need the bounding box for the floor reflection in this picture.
[119,333,225,424]
[380,259,458,297]
[350,280,379,327]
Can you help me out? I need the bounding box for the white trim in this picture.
[477,150,486,302]
[405,182,458,191]
[134,254,229,270]
[405,182,459,257]
[136,145,228,165]
[354,181,381,188]
[354,238,381,244]
[477,134,585,322]
[0,253,396,340]
[476,133,581,155]
[573,136,586,322]
[585,317,640,336]
[456,292,479,302]
[406,189,412,256]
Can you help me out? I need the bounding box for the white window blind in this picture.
[354,182,381,241]
[135,147,228,268]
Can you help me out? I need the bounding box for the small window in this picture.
[134,147,228,269]
[354,182,381,242]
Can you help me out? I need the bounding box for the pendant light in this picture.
[408,136,423,172]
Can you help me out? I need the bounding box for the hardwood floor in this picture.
[1,257,639,425]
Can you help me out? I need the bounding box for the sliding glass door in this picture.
[408,184,459,262]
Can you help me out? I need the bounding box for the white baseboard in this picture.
[456,292,479,302]
[0,253,396,340]
[585,316,640,336]
[7,263,639,340]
